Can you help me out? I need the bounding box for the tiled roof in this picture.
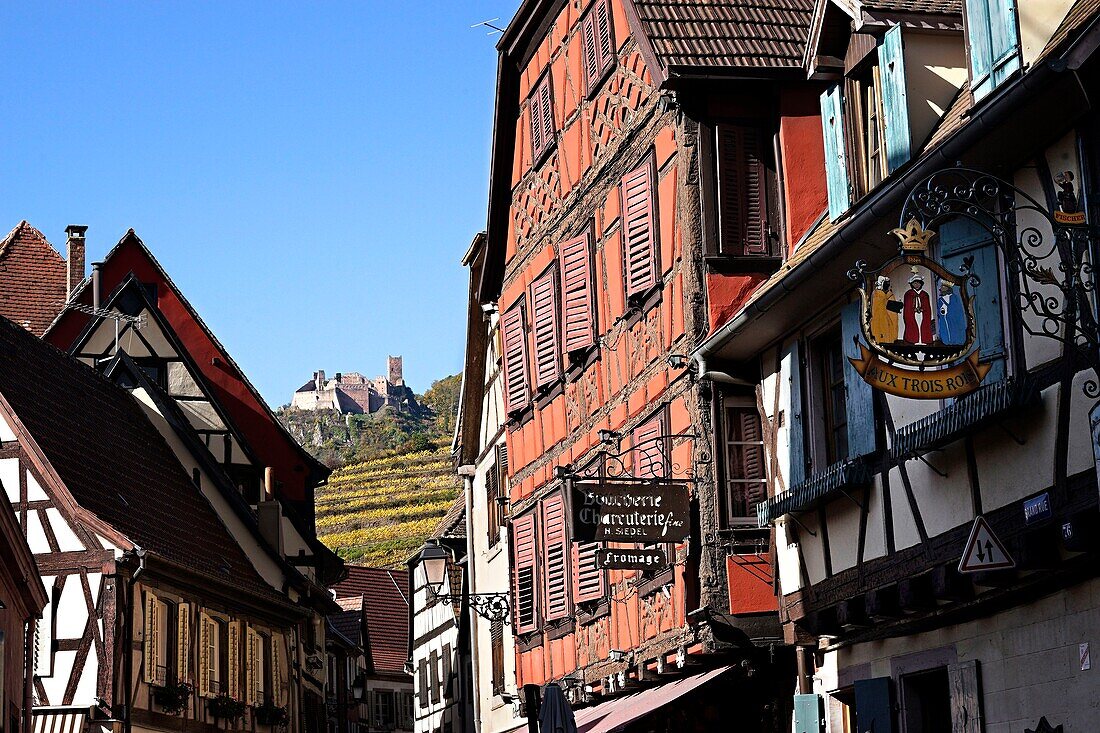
[433,494,467,539]
[630,0,815,72]
[0,314,279,602]
[1038,0,1100,62]
[0,222,67,336]
[329,602,362,649]
[332,567,410,676]
[860,0,961,13]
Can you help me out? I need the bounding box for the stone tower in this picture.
[388,356,403,385]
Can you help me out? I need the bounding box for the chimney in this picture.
[257,467,284,555]
[65,225,88,301]
[91,261,103,311]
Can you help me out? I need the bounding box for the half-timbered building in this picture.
[473,0,842,728]
[693,1,1100,731]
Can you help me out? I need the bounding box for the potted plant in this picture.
[207,693,247,723]
[152,679,194,715]
[253,698,289,728]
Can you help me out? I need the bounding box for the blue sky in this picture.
[0,2,517,402]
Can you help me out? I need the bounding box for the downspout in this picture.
[691,58,1068,364]
[690,352,757,387]
[122,547,147,733]
[458,466,482,733]
[24,618,35,733]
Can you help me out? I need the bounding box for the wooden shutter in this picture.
[490,620,505,695]
[559,233,596,354]
[177,602,191,683]
[595,1,614,74]
[878,25,911,173]
[530,76,555,160]
[418,659,429,708]
[840,302,876,458]
[854,677,895,733]
[511,511,539,633]
[143,592,159,684]
[633,412,667,479]
[793,694,823,733]
[724,402,767,522]
[228,621,241,700]
[949,660,983,733]
[245,627,259,706]
[784,341,807,487]
[441,643,453,698]
[582,1,615,92]
[940,218,1005,383]
[198,612,213,697]
[620,156,658,300]
[529,267,562,389]
[501,300,530,413]
[429,651,440,704]
[572,541,605,603]
[967,0,1020,101]
[716,124,769,256]
[820,85,851,221]
[540,492,570,621]
[271,634,284,706]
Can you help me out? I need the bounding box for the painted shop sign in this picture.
[849,219,992,399]
[570,481,689,542]
[596,547,666,570]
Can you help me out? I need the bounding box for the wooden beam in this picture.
[932,564,973,603]
[866,584,903,620]
[898,573,936,614]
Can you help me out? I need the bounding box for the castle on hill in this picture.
[291,356,418,414]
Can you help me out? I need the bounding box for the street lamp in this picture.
[351,675,365,703]
[414,541,511,623]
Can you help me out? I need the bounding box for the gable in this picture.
[0,221,67,335]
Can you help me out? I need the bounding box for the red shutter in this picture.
[501,300,530,413]
[530,76,555,160]
[716,124,769,256]
[559,233,596,354]
[511,511,539,633]
[572,541,605,603]
[620,156,658,299]
[595,1,614,70]
[529,267,562,389]
[540,79,554,151]
[530,88,544,160]
[540,492,570,621]
[633,411,667,479]
[581,12,600,90]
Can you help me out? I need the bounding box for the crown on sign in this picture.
[892,218,936,253]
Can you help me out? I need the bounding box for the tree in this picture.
[421,374,462,437]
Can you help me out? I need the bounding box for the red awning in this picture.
[573,665,732,733]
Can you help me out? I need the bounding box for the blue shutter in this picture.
[785,341,806,488]
[841,301,876,458]
[967,0,1019,101]
[793,694,823,733]
[855,677,895,733]
[939,218,1005,382]
[878,25,911,173]
[820,85,850,220]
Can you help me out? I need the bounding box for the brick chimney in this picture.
[64,225,88,301]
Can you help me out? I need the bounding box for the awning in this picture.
[573,665,732,733]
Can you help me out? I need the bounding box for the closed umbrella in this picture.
[539,683,578,733]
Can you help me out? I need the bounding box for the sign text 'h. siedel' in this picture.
[570,482,690,542]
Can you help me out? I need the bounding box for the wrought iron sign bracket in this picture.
[553,431,702,484]
[432,590,511,624]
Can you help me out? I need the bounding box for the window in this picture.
[814,328,850,466]
[400,692,415,729]
[245,626,266,705]
[529,266,562,390]
[198,612,225,697]
[721,398,768,526]
[711,123,780,259]
[846,62,886,195]
[899,668,951,732]
[501,299,530,414]
[620,154,659,301]
[529,74,555,161]
[581,0,615,94]
[511,511,539,634]
[373,689,396,730]
[965,0,1020,101]
[559,230,597,355]
[485,449,507,547]
[572,541,606,604]
[540,491,571,621]
[490,620,505,696]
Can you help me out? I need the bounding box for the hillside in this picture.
[315,446,461,568]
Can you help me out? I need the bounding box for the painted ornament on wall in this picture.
[848,219,992,399]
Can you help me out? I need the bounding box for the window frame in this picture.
[810,325,850,468]
[718,394,769,528]
[529,72,556,165]
[620,151,660,304]
[580,0,616,97]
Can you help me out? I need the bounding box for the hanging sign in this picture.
[1054,171,1087,226]
[570,481,689,542]
[849,219,992,399]
[596,547,666,570]
[958,515,1015,573]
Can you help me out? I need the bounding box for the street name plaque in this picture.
[570,481,689,542]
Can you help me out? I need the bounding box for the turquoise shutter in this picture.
[989,0,1020,89]
[878,25,911,173]
[841,302,876,458]
[939,218,1005,382]
[785,341,806,487]
[820,85,850,220]
[793,694,823,733]
[967,0,1019,100]
[855,677,895,733]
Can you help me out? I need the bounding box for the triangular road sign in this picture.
[958,516,1015,573]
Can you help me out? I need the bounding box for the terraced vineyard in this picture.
[315,446,461,568]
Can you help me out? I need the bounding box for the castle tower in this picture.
[388,356,403,385]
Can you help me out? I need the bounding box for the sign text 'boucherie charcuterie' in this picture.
[570,481,689,542]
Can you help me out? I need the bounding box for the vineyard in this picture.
[315,445,461,568]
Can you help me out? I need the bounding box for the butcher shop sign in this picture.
[848,219,992,399]
[570,481,689,542]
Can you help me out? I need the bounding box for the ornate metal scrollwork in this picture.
[899,167,1100,393]
[557,431,702,482]
[434,592,511,623]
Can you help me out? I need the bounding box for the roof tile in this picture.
[332,567,410,676]
[0,222,68,336]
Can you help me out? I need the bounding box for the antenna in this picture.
[65,302,145,358]
[471,17,504,35]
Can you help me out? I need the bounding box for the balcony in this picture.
[757,456,873,525]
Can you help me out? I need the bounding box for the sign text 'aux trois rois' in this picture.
[570,481,690,543]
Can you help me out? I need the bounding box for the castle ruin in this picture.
[291,356,418,414]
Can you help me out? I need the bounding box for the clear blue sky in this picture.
[0,2,518,402]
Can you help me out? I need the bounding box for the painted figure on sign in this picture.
[902,269,934,345]
[937,280,967,346]
[870,276,901,344]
